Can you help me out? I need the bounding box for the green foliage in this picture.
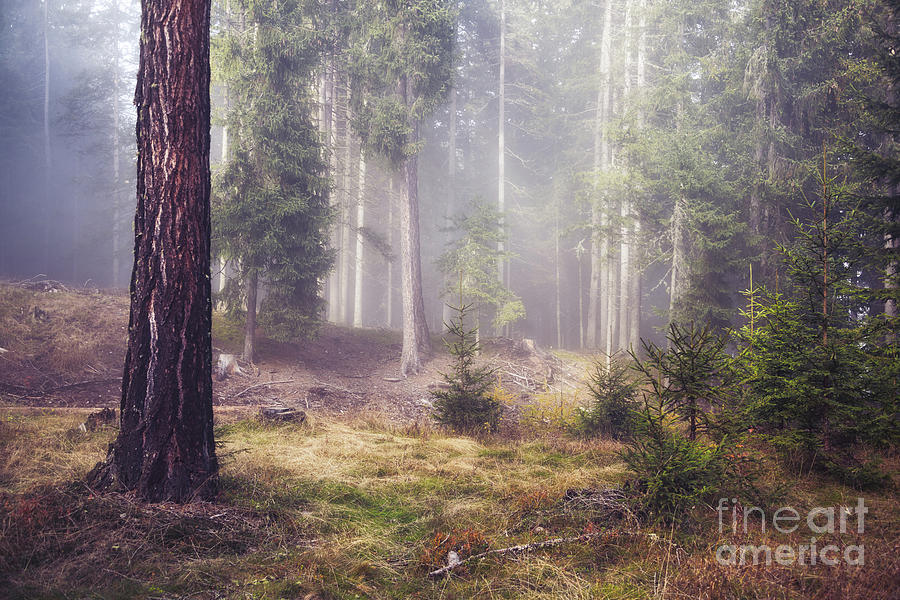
[735,164,900,485]
[212,0,333,340]
[621,397,730,520]
[438,200,525,330]
[430,299,500,434]
[630,322,732,440]
[347,0,455,165]
[575,361,638,440]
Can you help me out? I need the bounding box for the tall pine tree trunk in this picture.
[387,177,395,328]
[243,270,258,362]
[443,83,457,332]
[497,0,507,310]
[112,0,121,288]
[588,0,613,352]
[43,0,52,275]
[88,0,217,503]
[339,82,353,325]
[353,149,366,328]
[399,113,431,375]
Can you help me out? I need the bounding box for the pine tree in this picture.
[431,291,500,433]
[88,0,217,503]
[212,0,333,359]
[347,0,455,375]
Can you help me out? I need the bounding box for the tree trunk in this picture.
[588,0,613,351]
[669,195,687,324]
[43,0,52,275]
[325,61,339,322]
[339,81,353,325]
[243,270,258,362]
[88,0,217,503]
[111,0,121,288]
[353,149,366,328]
[497,0,507,303]
[387,177,395,328]
[399,116,431,375]
[443,83,457,332]
[629,216,642,349]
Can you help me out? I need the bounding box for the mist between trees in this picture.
[1,0,897,359]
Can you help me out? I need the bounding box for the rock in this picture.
[79,407,116,432]
[259,405,306,423]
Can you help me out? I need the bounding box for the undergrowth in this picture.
[0,408,897,599]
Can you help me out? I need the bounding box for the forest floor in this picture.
[0,281,585,427]
[0,282,898,599]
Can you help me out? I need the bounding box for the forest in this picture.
[0,0,898,598]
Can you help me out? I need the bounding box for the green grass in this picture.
[0,408,897,599]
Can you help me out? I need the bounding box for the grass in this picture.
[0,410,897,599]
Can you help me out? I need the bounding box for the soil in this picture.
[0,283,581,424]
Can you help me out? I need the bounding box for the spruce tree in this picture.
[212,0,333,357]
[431,292,500,433]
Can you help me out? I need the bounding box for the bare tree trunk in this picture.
[243,270,258,362]
[338,82,354,325]
[588,0,613,352]
[43,0,52,275]
[88,0,217,503]
[443,84,457,331]
[555,184,562,348]
[353,149,366,328]
[629,220,642,349]
[325,62,339,322]
[497,0,507,302]
[111,0,121,288]
[669,195,687,324]
[387,177,395,328]
[399,107,431,375]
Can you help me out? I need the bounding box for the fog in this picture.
[1,0,892,352]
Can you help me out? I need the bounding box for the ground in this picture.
[0,282,898,599]
[0,281,578,425]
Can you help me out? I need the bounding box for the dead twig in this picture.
[427,529,656,578]
[40,378,121,393]
[231,379,295,399]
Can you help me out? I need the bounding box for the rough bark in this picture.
[88,0,217,503]
[669,195,687,324]
[399,116,431,376]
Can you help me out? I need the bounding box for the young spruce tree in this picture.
[431,287,501,433]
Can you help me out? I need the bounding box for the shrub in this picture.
[621,398,730,520]
[575,360,637,439]
[431,299,501,433]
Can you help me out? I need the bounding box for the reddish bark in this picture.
[89,0,217,502]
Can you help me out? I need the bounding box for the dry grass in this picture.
[0,283,128,388]
[0,408,897,599]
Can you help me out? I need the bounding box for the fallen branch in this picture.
[427,530,655,578]
[310,381,363,398]
[40,378,121,394]
[232,379,295,399]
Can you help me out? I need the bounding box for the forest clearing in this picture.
[2,0,899,598]
[0,283,898,599]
